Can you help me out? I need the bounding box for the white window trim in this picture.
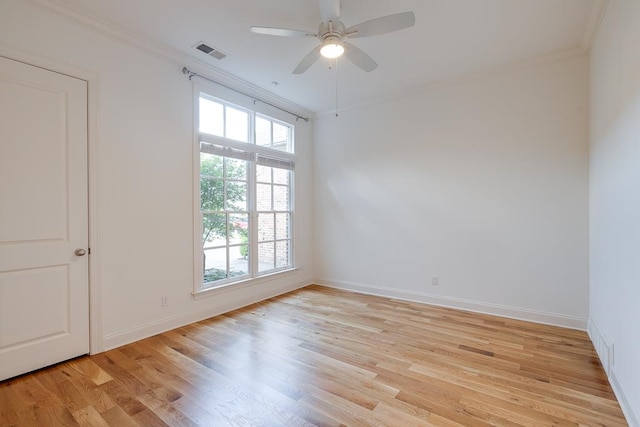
[192,81,297,295]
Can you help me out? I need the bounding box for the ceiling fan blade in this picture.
[293,45,322,74]
[343,42,377,72]
[250,26,315,37]
[346,11,415,38]
[319,0,340,24]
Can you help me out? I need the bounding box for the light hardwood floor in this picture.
[0,285,628,426]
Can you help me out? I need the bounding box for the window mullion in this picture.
[248,109,258,278]
[270,120,274,148]
[270,169,276,271]
[225,213,230,279]
[222,105,227,138]
[249,161,258,277]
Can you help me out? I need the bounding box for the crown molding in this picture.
[318,47,587,117]
[16,0,314,120]
[581,0,610,53]
[18,0,600,119]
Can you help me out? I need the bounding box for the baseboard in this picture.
[611,368,640,427]
[315,278,588,330]
[587,318,613,375]
[589,317,639,427]
[103,278,312,351]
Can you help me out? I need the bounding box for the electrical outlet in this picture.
[161,296,169,307]
[432,276,439,286]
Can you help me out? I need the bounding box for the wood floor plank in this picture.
[169,395,246,427]
[6,375,79,426]
[32,367,91,415]
[71,405,110,427]
[138,336,313,426]
[99,405,140,427]
[70,358,113,386]
[0,285,629,426]
[372,401,432,426]
[130,407,169,427]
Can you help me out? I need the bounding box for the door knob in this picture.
[75,248,87,256]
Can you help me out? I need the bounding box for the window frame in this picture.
[255,157,294,274]
[193,82,297,294]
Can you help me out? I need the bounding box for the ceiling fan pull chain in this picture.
[335,58,339,117]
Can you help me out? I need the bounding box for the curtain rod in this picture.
[182,67,310,123]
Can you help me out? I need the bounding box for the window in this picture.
[195,91,295,291]
[255,114,292,152]
[256,158,293,273]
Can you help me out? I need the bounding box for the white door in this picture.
[0,56,89,381]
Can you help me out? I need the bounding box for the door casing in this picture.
[0,48,103,355]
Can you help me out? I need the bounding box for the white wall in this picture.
[314,56,590,328]
[590,1,640,425]
[2,5,633,422]
[0,0,314,350]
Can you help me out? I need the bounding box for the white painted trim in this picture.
[193,268,300,300]
[18,0,313,121]
[19,0,593,119]
[317,47,588,117]
[580,0,610,53]
[199,133,297,163]
[316,278,588,330]
[191,80,202,294]
[86,65,103,354]
[610,367,640,427]
[588,317,639,427]
[587,317,612,375]
[103,277,312,351]
[0,44,104,354]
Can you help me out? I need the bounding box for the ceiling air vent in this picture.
[194,42,227,60]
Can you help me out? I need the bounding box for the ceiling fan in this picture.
[250,0,415,74]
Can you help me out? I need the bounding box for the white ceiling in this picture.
[35,0,605,113]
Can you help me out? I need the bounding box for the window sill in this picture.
[191,267,299,300]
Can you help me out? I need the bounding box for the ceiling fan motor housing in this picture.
[318,20,346,41]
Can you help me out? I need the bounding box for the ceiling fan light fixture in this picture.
[320,37,344,58]
[251,3,415,74]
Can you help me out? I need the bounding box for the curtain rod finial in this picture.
[182,67,195,80]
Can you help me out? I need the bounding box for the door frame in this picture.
[0,46,104,354]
